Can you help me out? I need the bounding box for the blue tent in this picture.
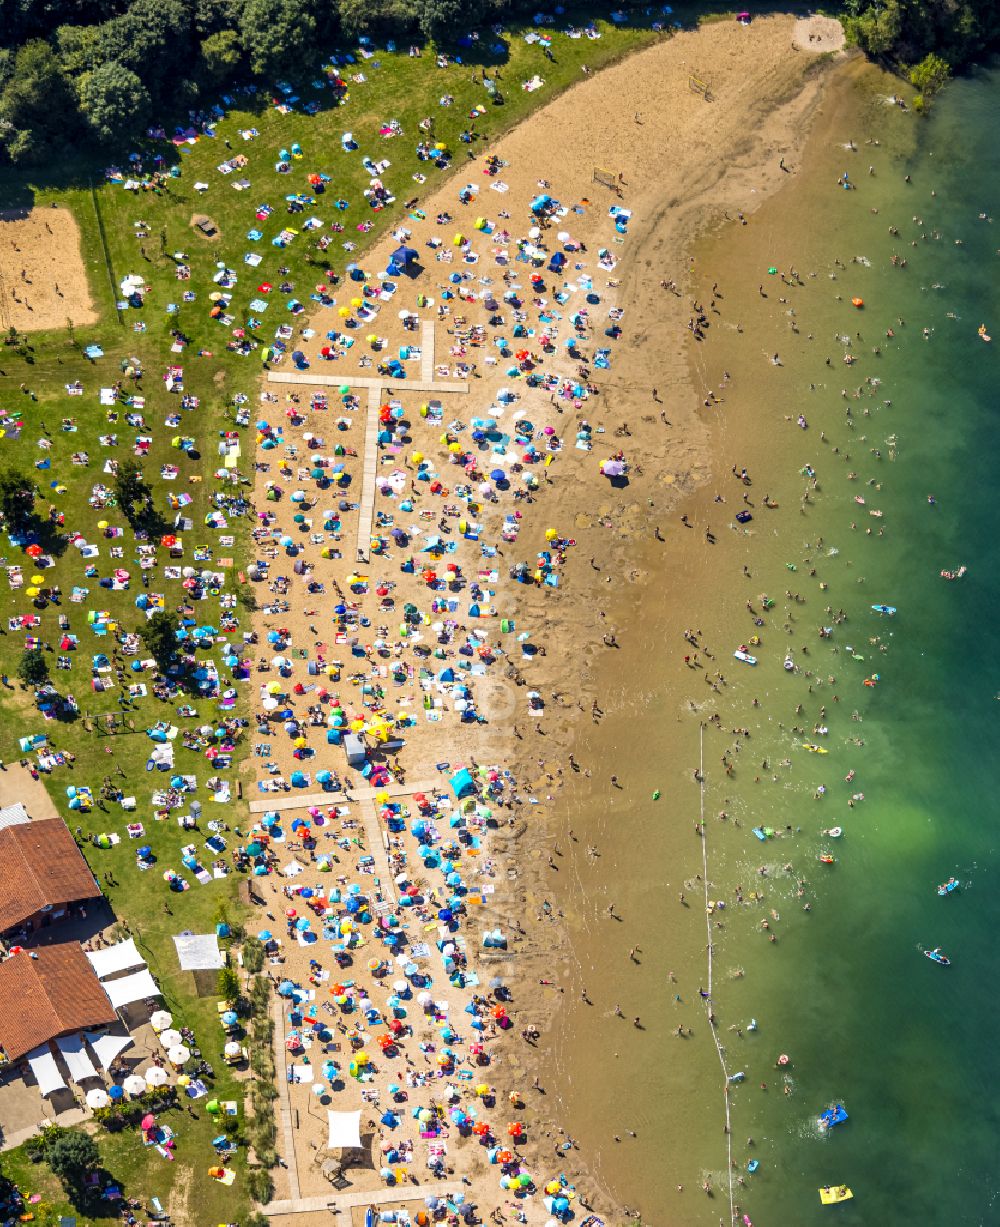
[392,246,418,266]
[450,768,475,799]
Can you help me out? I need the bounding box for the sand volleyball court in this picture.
[0,206,97,331]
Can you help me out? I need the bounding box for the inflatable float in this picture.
[925,947,951,966]
[871,604,896,615]
[733,650,757,665]
[819,1186,853,1205]
[819,1105,849,1129]
[802,743,828,754]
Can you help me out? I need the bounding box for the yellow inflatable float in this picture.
[819,1185,853,1205]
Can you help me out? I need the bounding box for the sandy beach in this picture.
[0,206,98,331]
[243,14,850,1224]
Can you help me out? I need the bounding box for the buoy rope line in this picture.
[698,721,737,1226]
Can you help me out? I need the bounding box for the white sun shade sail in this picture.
[86,938,146,981]
[27,1045,66,1097]
[327,1109,363,1150]
[102,968,160,1010]
[55,1034,98,1083]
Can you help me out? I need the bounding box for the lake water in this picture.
[545,59,1000,1227]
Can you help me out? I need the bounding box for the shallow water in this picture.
[545,60,1000,1226]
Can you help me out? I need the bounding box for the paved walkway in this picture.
[420,320,436,381]
[272,998,302,1202]
[261,1181,464,1219]
[267,371,469,396]
[356,386,382,557]
[0,1108,88,1153]
[357,794,396,903]
[250,780,440,814]
[268,324,470,560]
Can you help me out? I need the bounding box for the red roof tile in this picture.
[0,943,116,1062]
[0,818,101,934]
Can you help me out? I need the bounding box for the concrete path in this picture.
[420,320,436,381]
[0,1108,88,1153]
[272,998,302,1202]
[250,780,440,814]
[356,795,396,904]
[261,1181,464,1219]
[267,327,467,561]
[356,386,382,558]
[267,371,468,396]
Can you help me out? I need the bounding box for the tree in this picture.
[337,0,416,41]
[909,51,951,97]
[17,647,49,688]
[0,468,36,533]
[218,964,240,1003]
[242,936,264,974]
[200,29,243,83]
[44,1130,99,1192]
[241,0,317,76]
[55,24,103,78]
[78,61,150,142]
[140,609,180,672]
[96,0,191,106]
[194,0,244,34]
[0,40,79,164]
[845,0,903,58]
[416,0,487,44]
[113,458,152,522]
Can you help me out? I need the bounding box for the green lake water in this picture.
[724,66,1000,1227]
[546,61,1000,1227]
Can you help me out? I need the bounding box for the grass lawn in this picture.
[0,4,755,1219]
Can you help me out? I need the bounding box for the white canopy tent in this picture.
[326,1109,363,1150]
[55,1034,99,1083]
[86,938,146,981]
[172,932,224,971]
[102,969,160,1010]
[26,1045,66,1097]
[85,1030,134,1070]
